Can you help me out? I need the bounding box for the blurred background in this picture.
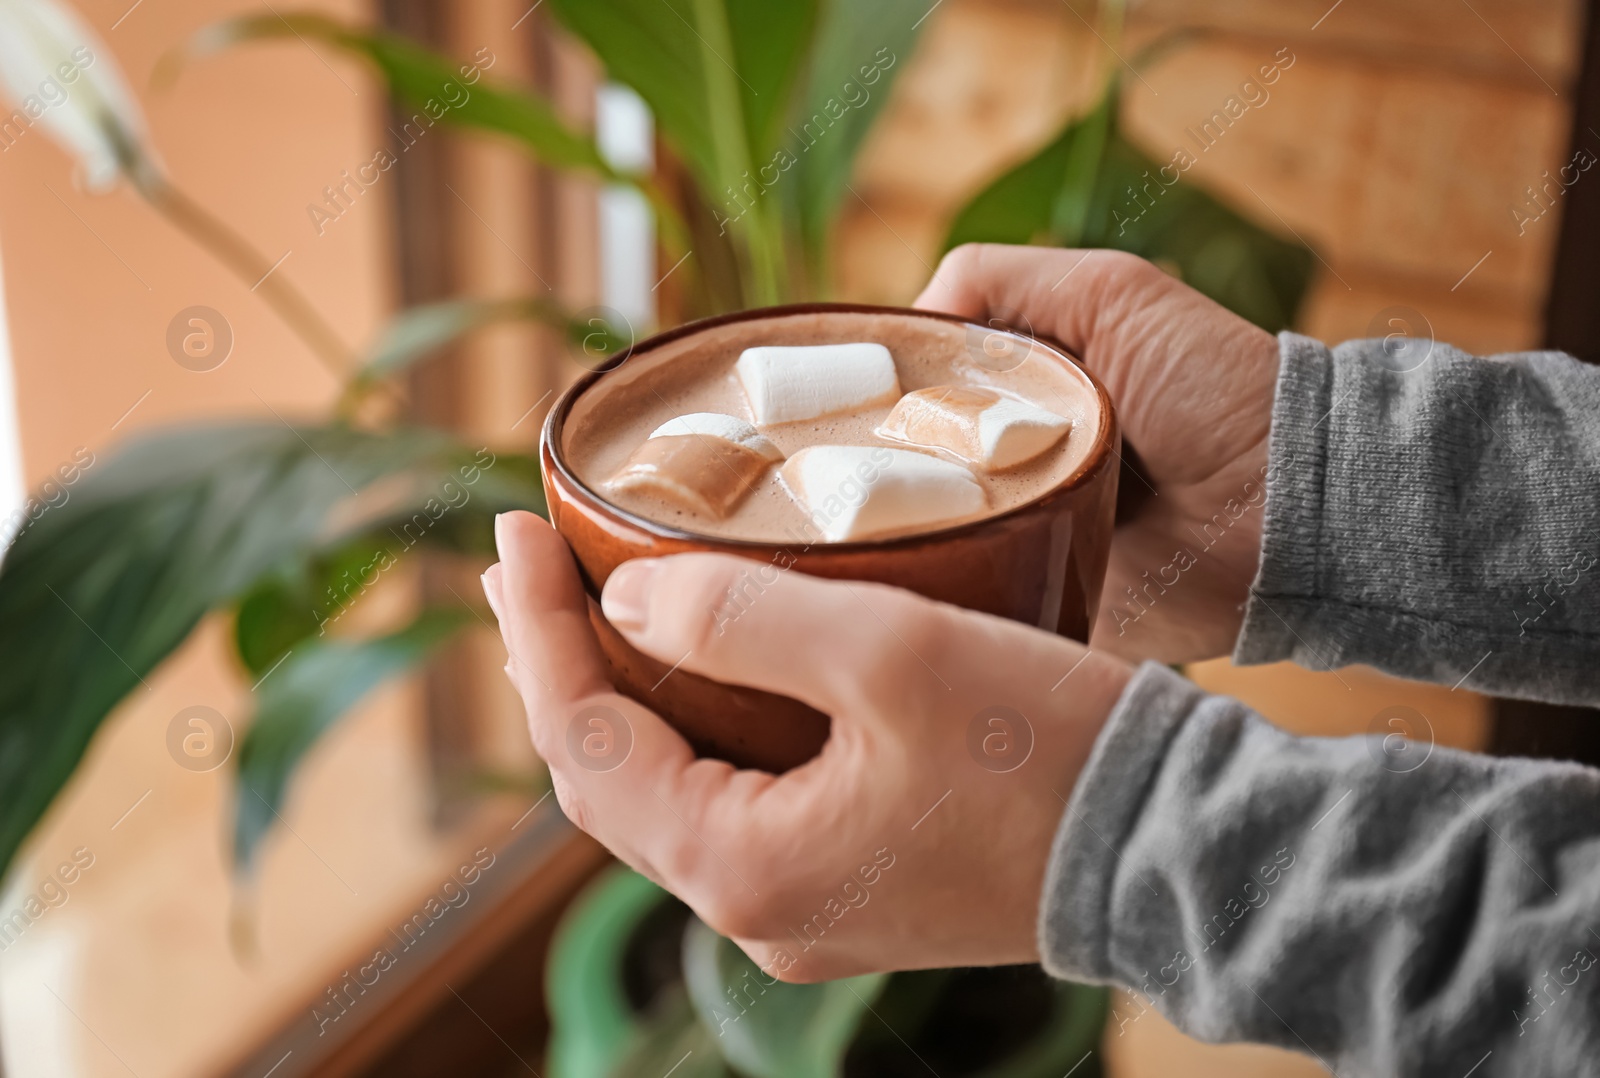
[0,0,1594,1075]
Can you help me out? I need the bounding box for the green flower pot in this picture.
[546,867,1109,1078]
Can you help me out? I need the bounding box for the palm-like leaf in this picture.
[233,609,468,871]
[783,0,928,272]
[0,423,541,880]
[548,0,816,304]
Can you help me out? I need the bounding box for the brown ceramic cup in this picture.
[540,304,1119,773]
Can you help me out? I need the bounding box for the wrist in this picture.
[1234,333,1332,666]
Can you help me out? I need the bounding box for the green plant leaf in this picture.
[943,84,1121,251]
[1049,87,1116,245]
[359,297,631,383]
[170,13,611,175]
[548,0,813,192]
[724,0,820,162]
[233,533,392,677]
[944,85,1314,333]
[606,992,729,1078]
[845,966,1109,1078]
[232,608,468,871]
[683,917,886,1078]
[169,12,690,256]
[1096,136,1314,333]
[229,446,543,680]
[784,0,927,264]
[0,424,537,883]
[547,0,813,303]
[365,298,563,381]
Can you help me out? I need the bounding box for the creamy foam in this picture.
[562,310,1102,542]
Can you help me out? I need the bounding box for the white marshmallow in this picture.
[650,412,782,460]
[736,343,900,425]
[878,386,1071,471]
[607,412,782,518]
[780,445,987,542]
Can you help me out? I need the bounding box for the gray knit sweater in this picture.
[1041,334,1600,1077]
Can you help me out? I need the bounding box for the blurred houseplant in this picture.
[545,866,1111,1078]
[0,0,1310,1069]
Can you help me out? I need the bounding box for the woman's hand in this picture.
[485,512,1131,982]
[918,245,1281,663]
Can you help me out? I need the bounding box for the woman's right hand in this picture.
[916,245,1283,664]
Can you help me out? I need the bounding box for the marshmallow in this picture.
[779,445,987,542]
[607,412,781,518]
[878,386,1071,471]
[736,343,900,425]
[650,412,782,460]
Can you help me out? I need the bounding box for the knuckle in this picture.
[936,242,991,281]
[733,939,786,978]
[868,587,948,664]
[649,831,703,884]
[1093,247,1141,271]
[701,891,777,942]
[770,956,826,984]
[734,939,820,984]
[1093,248,1160,287]
[549,772,592,834]
[522,705,559,763]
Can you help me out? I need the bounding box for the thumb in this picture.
[599,553,960,719]
[914,243,1152,358]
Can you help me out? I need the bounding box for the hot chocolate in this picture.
[563,309,1102,543]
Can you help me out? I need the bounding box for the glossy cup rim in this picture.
[541,302,1118,553]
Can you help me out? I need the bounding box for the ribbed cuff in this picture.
[1234,332,1334,667]
[1038,661,1203,982]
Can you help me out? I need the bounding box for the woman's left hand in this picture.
[484,511,1132,981]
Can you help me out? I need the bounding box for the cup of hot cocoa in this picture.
[541,304,1119,772]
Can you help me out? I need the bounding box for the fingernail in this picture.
[481,566,503,620]
[602,560,658,632]
[494,513,508,557]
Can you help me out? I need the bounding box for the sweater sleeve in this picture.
[1041,661,1600,1078]
[1234,333,1600,706]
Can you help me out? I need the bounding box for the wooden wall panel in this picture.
[1129,0,1580,89]
[839,0,1580,353]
